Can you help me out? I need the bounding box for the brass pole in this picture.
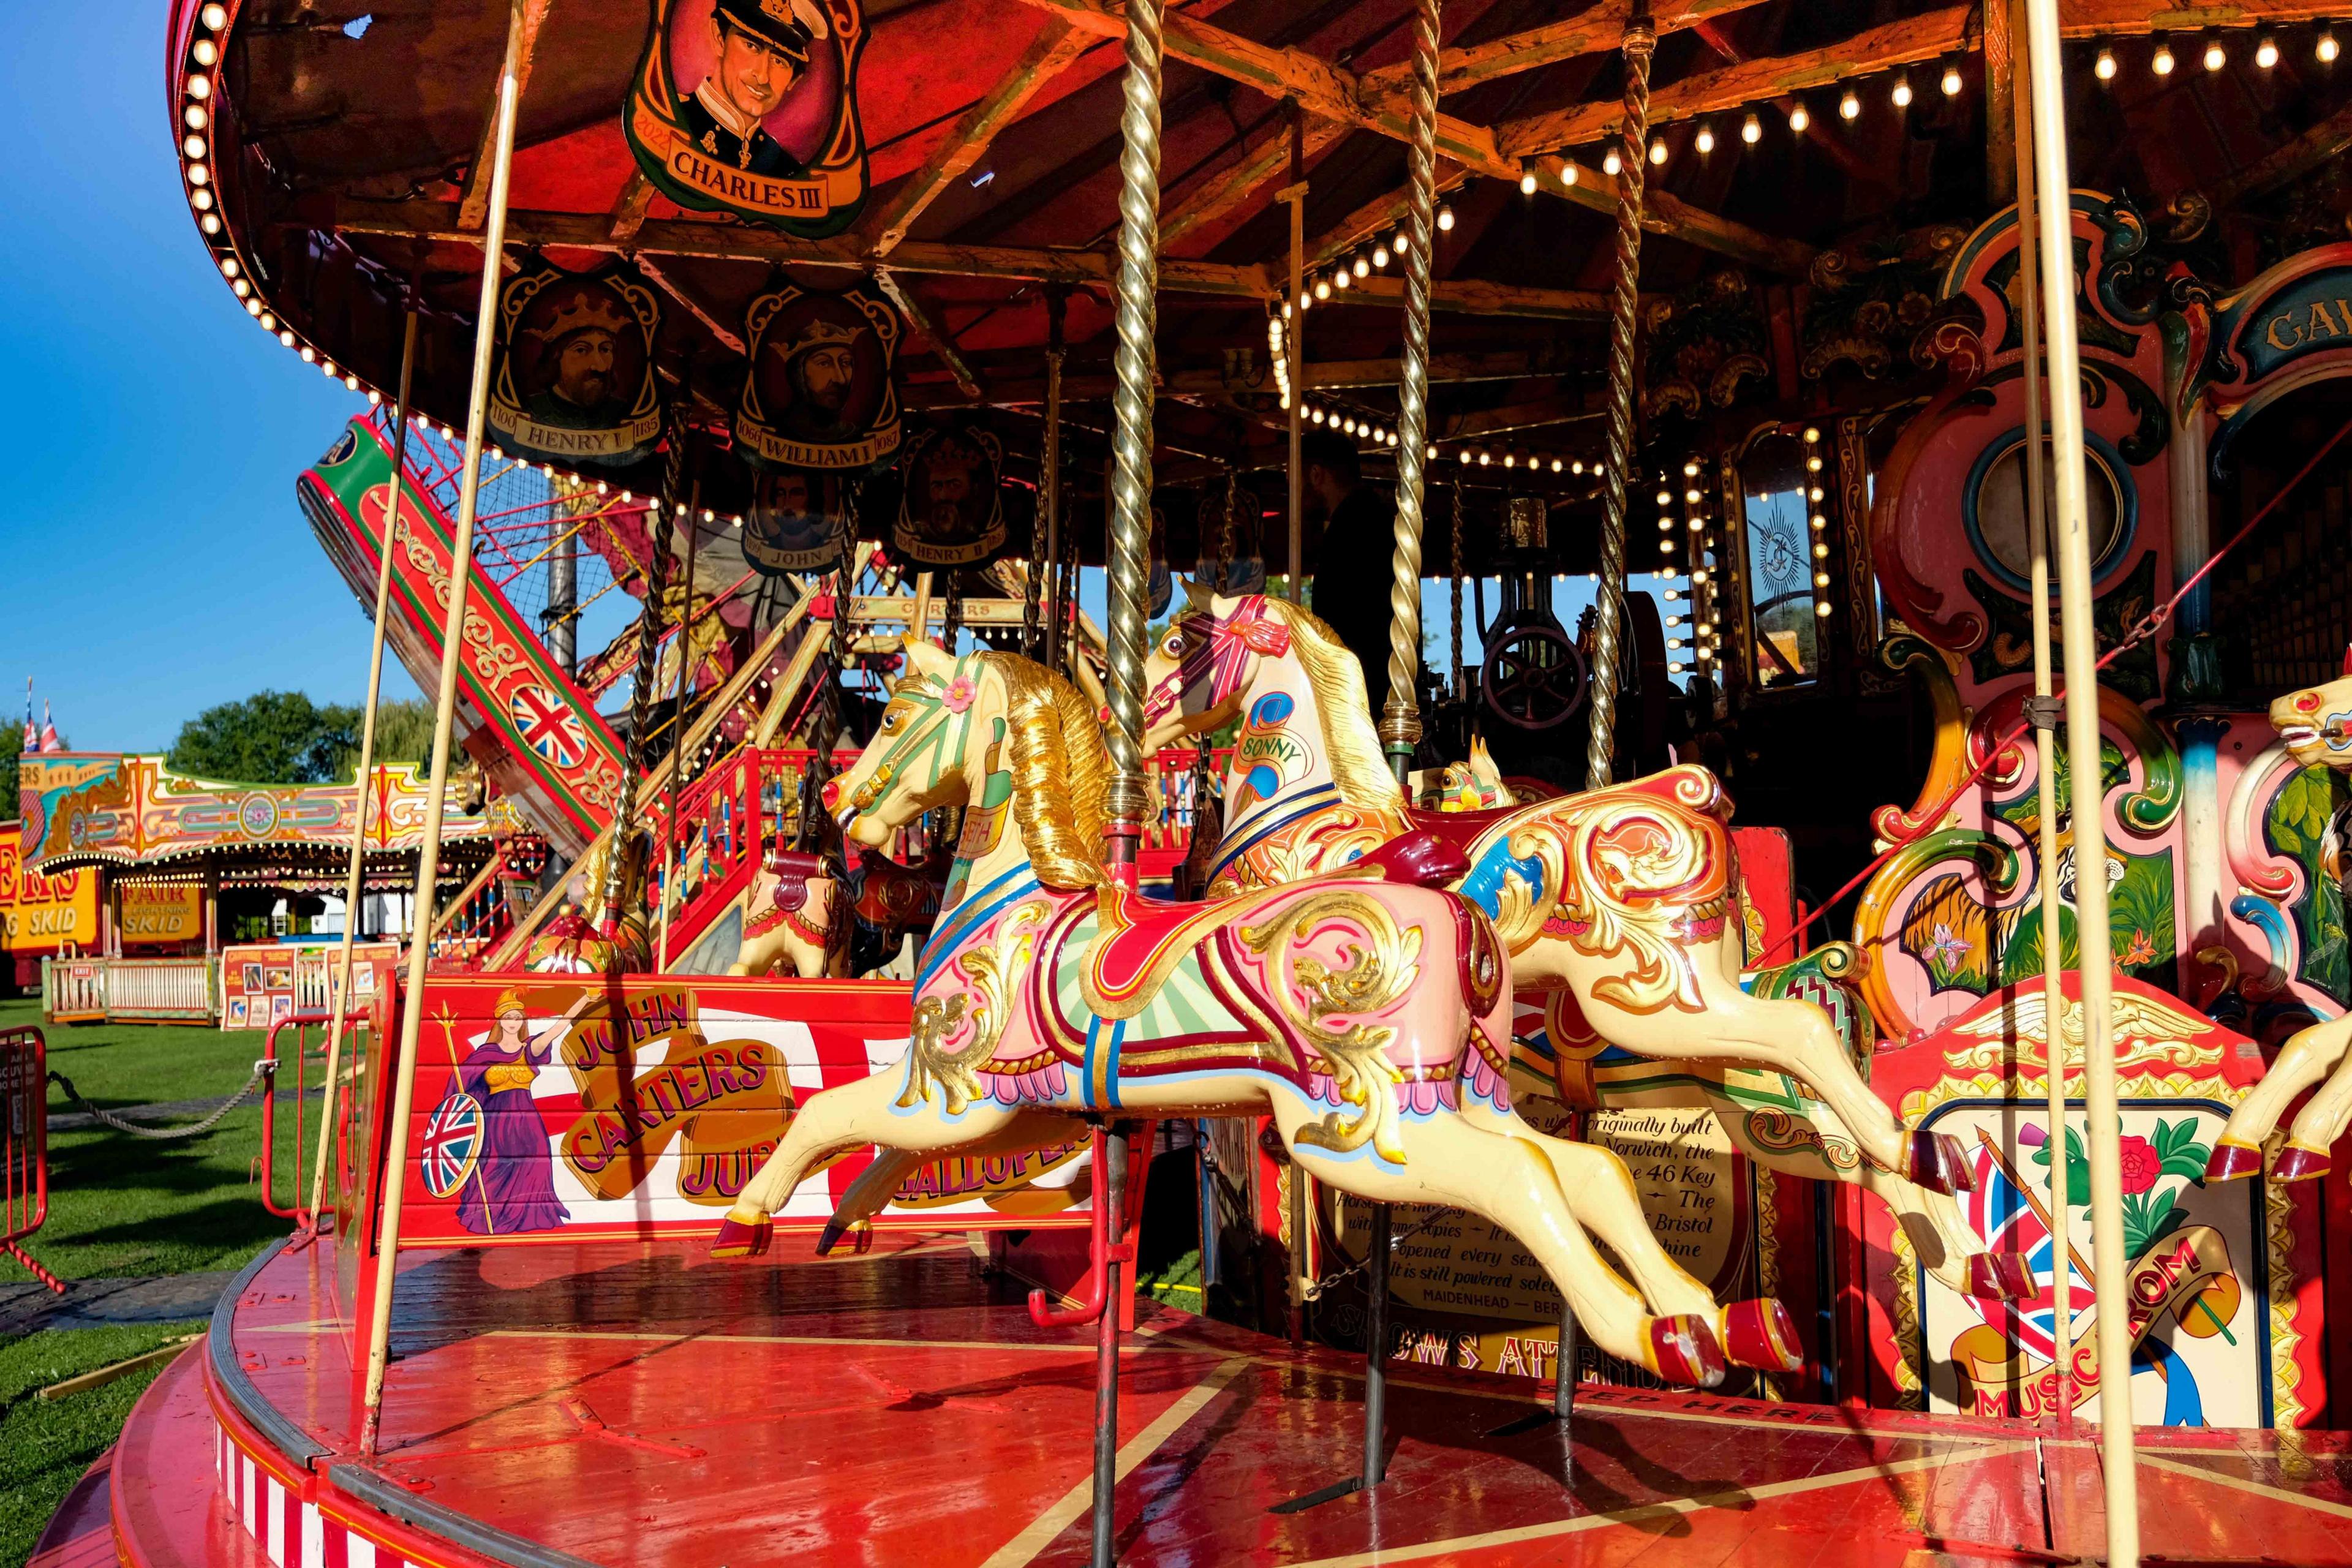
[654,493,703,970]
[1583,10,1656,791]
[1380,0,1443,783]
[1028,288,1066,660]
[1101,0,1165,880]
[359,0,524,1455]
[1286,105,1306,601]
[2008,0,2073,1428]
[2021,0,2138,1553]
[307,303,418,1228]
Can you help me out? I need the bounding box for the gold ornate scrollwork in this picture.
[1240,891,1422,1163]
[900,905,1041,1114]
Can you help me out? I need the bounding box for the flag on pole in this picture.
[20,679,32,755]
[39,701,60,753]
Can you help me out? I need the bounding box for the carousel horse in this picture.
[2209,654,2352,1182]
[729,845,850,978]
[710,643,1801,1382]
[1140,590,2034,1305]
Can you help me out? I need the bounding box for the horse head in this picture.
[827,640,995,846]
[2272,645,2352,771]
[1141,587,1292,750]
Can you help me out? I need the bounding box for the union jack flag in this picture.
[510,684,586,771]
[420,1091,484,1200]
[1962,1133,2084,1361]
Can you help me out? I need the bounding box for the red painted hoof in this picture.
[710,1215,772,1259]
[2205,1140,2265,1183]
[1719,1300,1803,1373]
[1650,1314,1727,1390]
[2273,1143,2332,1183]
[1907,1128,1974,1195]
[1966,1253,2037,1302]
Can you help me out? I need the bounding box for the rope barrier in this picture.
[1762,410,2352,964]
[47,1063,273,1140]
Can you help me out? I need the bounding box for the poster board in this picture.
[0,823,97,956]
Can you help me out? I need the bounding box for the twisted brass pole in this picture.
[601,415,685,936]
[1101,0,1164,875]
[1449,479,1466,701]
[1583,12,1656,791]
[1380,0,1444,782]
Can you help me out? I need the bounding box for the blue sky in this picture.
[0,6,393,755]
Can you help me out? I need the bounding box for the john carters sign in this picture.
[625,0,870,238]
[2206,243,2352,416]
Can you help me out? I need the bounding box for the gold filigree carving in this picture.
[900,905,1041,1114]
[1240,891,1422,1163]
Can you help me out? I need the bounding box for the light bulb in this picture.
[1393,227,1411,252]
[1572,460,1585,474]
[184,134,206,158]
[1372,243,1390,267]
[1503,453,1516,467]
[2204,35,2226,70]
[1814,571,1831,587]
[200,213,221,234]
[187,74,211,99]
[1684,459,1700,476]
[1458,450,1472,464]
[1314,278,1330,300]
[1810,514,1827,530]
[1477,451,1490,466]
[220,256,238,277]
[1892,75,1913,107]
[1520,170,1538,195]
[185,105,208,129]
[2152,39,2175,74]
[1656,489,1674,506]
[1742,113,1762,144]
[1560,162,1579,186]
[1814,601,1833,619]
[1436,205,1454,232]
[2256,33,2278,67]
[1332,266,1351,290]
[187,162,209,186]
[1839,88,1860,120]
[193,37,219,66]
[1788,102,1810,132]
[1804,425,1820,442]
[1427,443,1439,458]
[1551,458,1564,472]
[2095,47,2117,80]
[2321,28,2340,62]
[1812,541,1830,559]
[200,2,227,28]
[1603,148,1622,175]
[1941,62,1964,94]
[1352,253,1370,277]
[1648,137,1668,164]
[1695,123,1716,154]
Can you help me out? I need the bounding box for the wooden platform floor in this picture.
[176,1234,2352,1566]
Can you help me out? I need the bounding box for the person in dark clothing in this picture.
[1303,428,1407,721]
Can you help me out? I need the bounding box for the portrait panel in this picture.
[488,264,663,467]
[737,282,902,470]
[893,425,1005,567]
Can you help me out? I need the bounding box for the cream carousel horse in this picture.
[1140,591,2034,1304]
[2209,655,2352,1182]
[728,845,849,978]
[711,643,1803,1382]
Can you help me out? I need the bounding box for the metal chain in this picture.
[1303,1205,1456,1302]
[1583,12,1656,791]
[48,1065,271,1140]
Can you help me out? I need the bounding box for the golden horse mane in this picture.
[978,650,1113,891]
[1253,597,1407,814]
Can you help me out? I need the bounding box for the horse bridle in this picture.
[842,654,982,821]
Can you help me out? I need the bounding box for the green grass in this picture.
[0,1321,205,1567]
[9,998,309,1282]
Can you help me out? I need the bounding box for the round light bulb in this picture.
[1332,266,1350,290]
[1551,458,1564,473]
[1503,453,1516,468]
[184,105,208,129]
[1352,253,1369,277]
[1314,278,1330,300]
[187,74,211,99]
[1803,425,1820,442]
[183,134,206,158]
[1656,489,1673,507]
[1839,88,1860,120]
[200,213,221,234]
[1648,137,1668,164]
[1572,460,1585,474]
[1695,123,1716,154]
[1520,170,1538,194]
[1393,227,1411,252]
[201,2,228,28]
[2321,29,2340,62]
[1814,571,1831,588]
[1458,450,1472,464]
[193,37,219,66]
[2204,36,2226,70]
[1742,113,1762,144]
[1814,601,1833,619]
[1683,460,1700,477]
[1560,162,1579,186]
[1812,541,1830,559]
[1602,147,1622,175]
[1436,205,1454,232]
[1477,451,1490,466]
[1371,243,1390,267]
[1788,102,1810,132]
[2152,40,2175,74]
[1941,62,1964,94]
[2256,34,2279,67]
[2095,47,2117,80]
[220,256,238,277]
[186,162,209,186]
[1892,75,1913,107]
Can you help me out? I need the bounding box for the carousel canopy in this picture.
[168,0,2352,564]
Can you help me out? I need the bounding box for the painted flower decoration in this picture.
[942,674,978,714]
[1928,922,1971,970]
[2116,1134,2162,1195]
[2121,929,2157,967]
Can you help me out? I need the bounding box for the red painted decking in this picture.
[96,1231,2352,1566]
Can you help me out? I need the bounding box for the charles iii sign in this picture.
[626,0,872,238]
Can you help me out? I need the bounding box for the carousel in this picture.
[33,0,2352,1562]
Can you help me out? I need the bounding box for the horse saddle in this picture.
[765,850,827,916]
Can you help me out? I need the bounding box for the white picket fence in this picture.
[43,956,217,1024]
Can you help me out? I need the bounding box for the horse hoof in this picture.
[2205,1139,2266,1183]
[1719,1300,1803,1373]
[1907,1129,1974,1195]
[1650,1314,1727,1390]
[710,1214,772,1259]
[813,1218,846,1257]
[1967,1253,2037,1302]
[2274,1143,2332,1183]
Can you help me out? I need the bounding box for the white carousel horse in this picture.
[728,846,849,979]
[1139,590,2034,1305]
[710,643,1803,1382]
[2209,655,2352,1182]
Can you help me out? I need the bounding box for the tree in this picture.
[168,692,360,783]
[320,699,436,781]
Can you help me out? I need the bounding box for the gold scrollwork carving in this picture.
[1240,891,1422,1163]
[900,905,1040,1114]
